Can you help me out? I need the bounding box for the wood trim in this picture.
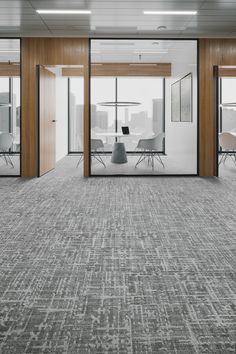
[0,63,20,76]
[91,62,171,77]
[21,38,89,177]
[218,67,236,77]
[61,67,84,77]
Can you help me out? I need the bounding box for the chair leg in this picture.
[76,154,83,168]
[219,153,225,165]
[95,152,106,168]
[135,151,146,168]
[6,154,14,168]
[3,154,8,165]
[229,153,236,165]
[0,151,14,167]
[154,154,165,168]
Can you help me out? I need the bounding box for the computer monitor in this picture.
[122,126,130,135]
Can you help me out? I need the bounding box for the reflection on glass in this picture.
[0,39,20,175]
[91,77,116,152]
[68,77,84,152]
[220,78,236,134]
[117,77,164,151]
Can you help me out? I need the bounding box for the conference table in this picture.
[97,101,141,163]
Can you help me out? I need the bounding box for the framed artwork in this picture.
[180,73,192,122]
[171,80,180,122]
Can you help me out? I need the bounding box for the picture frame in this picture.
[171,80,181,122]
[180,73,192,122]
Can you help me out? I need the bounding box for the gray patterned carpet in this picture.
[0,170,236,353]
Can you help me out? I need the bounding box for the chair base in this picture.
[76,152,106,168]
[219,152,236,165]
[0,152,14,168]
[135,151,164,171]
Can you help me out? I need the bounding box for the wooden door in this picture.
[38,65,56,176]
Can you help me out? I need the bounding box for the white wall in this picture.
[56,77,68,162]
[221,78,236,132]
[165,42,198,172]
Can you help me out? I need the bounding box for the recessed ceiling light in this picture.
[36,9,91,14]
[157,26,167,30]
[144,11,197,15]
[152,42,159,45]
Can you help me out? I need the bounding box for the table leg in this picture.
[111,142,128,164]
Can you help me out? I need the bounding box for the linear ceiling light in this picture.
[36,9,91,14]
[134,51,168,54]
[143,11,197,15]
[0,50,20,53]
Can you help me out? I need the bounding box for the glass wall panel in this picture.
[12,78,20,152]
[68,77,84,153]
[0,78,10,132]
[117,77,164,152]
[220,78,236,133]
[91,77,116,152]
[0,39,20,176]
[90,39,198,176]
[218,73,236,177]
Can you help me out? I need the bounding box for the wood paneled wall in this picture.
[218,67,236,77]
[0,63,20,76]
[199,39,236,176]
[91,63,171,76]
[21,38,89,177]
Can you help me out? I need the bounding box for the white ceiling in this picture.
[0,39,20,61]
[0,1,236,37]
[91,39,197,63]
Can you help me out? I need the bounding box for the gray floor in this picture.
[0,157,236,353]
[91,153,197,175]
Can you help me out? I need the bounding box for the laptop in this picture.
[122,126,130,135]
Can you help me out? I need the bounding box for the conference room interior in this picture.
[90,39,198,176]
[0,39,20,176]
[217,67,236,177]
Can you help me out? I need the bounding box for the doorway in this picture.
[38,65,84,177]
[215,66,236,177]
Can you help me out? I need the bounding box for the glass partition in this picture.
[68,76,84,153]
[90,39,198,176]
[217,72,236,177]
[117,77,164,152]
[0,39,20,176]
[91,77,116,152]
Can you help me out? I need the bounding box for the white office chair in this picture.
[135,133,165,170]
[0,132,14,168]
[219,132,236,165]
[76,139,106,168]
